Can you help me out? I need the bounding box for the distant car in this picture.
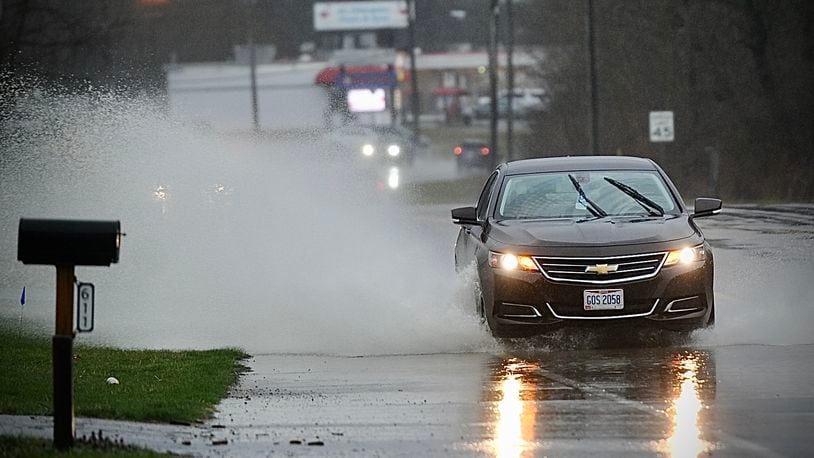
[454,140,493,170]
[329,125,417,165]
[452,156,721,337]
[473,92,548,120]
[362,126,417,165]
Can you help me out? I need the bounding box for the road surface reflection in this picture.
[663,352,711,457]
[485,348,715,457]
[491,358,538,458]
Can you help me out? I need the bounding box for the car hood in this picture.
[488,215,698,248]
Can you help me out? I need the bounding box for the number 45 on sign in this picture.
[649,111,674,142]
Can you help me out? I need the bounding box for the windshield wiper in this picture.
[603,177,665,216]
[575,214,606,223]
[567,174,607,218]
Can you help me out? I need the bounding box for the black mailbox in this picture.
[18,219,121,266]
[17,217,122,450]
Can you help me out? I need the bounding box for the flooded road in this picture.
[209,345,811,457]
[196,205,814,457]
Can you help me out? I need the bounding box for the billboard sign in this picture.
[347,88,387,113]
[314,1,408,31]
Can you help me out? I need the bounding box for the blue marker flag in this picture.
[20,287,26,306]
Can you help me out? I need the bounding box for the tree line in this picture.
[517,0,813,202]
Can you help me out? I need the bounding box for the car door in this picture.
[456,171,499,270]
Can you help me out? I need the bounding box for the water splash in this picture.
[0,77,493,355]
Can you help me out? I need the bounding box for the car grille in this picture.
[534,251,668,284]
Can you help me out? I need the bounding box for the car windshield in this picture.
[496,170,678,220]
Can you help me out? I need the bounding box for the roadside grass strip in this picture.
[0,435,173,457]
[0,322,247,424]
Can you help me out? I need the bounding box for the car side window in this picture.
[477,171,499,221]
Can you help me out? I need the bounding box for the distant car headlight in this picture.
[387,144,400,157]
[489,252,539,272]
[362,144,375,156]
[664,245,705,266]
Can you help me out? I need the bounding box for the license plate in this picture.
[583,289,624,310]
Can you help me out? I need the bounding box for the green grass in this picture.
[0,322,247,423]
[0,435,172,457]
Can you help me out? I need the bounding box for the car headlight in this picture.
[387,144,400,157]
[489,252,539,272]
[362,144,375,156]
[664,245,706,266]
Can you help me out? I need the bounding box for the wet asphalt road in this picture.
[210,345,812,457]
[200,205,814,457]
[2,205,812,457]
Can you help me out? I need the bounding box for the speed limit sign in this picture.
[649,111,674,142]
[76,282,95,333]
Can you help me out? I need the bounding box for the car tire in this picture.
[484,305,505,337]
[477,294,486,325]
[706,302,716,327]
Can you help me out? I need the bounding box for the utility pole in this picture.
[488,0,500,166]
[249,32,259,132]
[586,0,599,154]
[247,0,259,132]
[505,0,515,161]
[407,0,420,144]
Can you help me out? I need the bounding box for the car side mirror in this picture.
[452,206,478,225]
[693,198,722,218]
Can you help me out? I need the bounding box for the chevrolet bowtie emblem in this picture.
[585,264,619,275]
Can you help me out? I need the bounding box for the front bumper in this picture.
[486,258,713,332]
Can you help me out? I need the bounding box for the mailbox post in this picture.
[17,219,121,450]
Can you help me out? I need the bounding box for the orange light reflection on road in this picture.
[493,359,537,458]
[664,354,709,458]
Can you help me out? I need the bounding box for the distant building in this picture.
[164,47,545,131]
[402,49,544,123]
[165,60,329,131]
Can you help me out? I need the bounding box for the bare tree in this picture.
[523,0,814,201]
